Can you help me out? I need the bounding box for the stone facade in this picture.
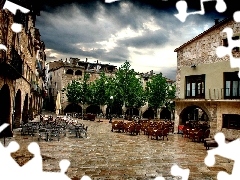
[0,1,46,136]
[46,58,175,119]
[174,17,240,139]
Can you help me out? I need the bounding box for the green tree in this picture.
[165,84,176,120]
[63,73,90,117]
[115,60,146,118]
[79,73,90,117]
[88,72,110,114]
[63,80,82,114]
[145,73,168,118]
[64,80,81,104]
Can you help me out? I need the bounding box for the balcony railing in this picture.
[0,46,23,79]
[183,88,240,100]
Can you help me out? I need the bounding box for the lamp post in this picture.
[109,96,113,123]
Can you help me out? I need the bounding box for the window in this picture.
[222,36,239,51]
[66,69,74,75]
[222,38,228,47]
[185,75,205,98]
[222,114,240,129]
[75,70,82,76]
[224,72,240,99]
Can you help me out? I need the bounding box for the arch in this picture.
[160,108,171,120]
[75,70,82,76]
[66,69,74,75]
[179,105,210,125]
[13,89,21,128]
[22,93,29,124]
[126,108,139,116]
[106,104,122,116]
[0,84,12,137]
[86,105,100,114]
[142,107,154,119]
[64,103,82,114]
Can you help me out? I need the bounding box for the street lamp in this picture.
[109,96,113,123]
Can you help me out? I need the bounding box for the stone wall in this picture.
[0,7,45,128]
[176,19,240,98]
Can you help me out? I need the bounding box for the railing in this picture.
[184,88,240,100]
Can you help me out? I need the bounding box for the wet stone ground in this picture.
[1,119,234,180]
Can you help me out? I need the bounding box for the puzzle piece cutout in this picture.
[3,0,30,33]
[154,164,190,180]
[233,11,240,23]
[174,0,227,22]
[215,27,240,78]
[204,132,240,180]
[105,0,120,3]
[0,0,30,51]
[0,123,92,180]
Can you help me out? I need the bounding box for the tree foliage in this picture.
[64,80,81,104]
[145,73,168,110]
[115,60,146,108]
[63,73,90,105]
[88,72,109,106]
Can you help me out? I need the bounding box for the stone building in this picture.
[0,0,46,137]
[45,58,117,114]
[174,17,240,138]
[46,58,175,119]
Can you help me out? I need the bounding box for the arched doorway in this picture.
[106,104,122,117]
[126,108,139,116]
[142,107,154,119]
[64,103,82,114]
[13,89,21,128]
[86,105,100,114]
[160,108,171,120]
[0,84,12,137]
[179,105,210,125]
[22,94,29,124]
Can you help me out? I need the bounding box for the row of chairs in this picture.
[111,120,174,140]
[182,126,210,143]
[20,118,88,141]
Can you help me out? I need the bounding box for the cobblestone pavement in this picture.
[1,118,233,180]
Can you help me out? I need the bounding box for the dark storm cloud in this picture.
[119,29,169,48]
[35,0,237,79]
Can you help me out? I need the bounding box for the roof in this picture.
[174,17,232,52]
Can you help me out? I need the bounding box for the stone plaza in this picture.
[2,116,233,180]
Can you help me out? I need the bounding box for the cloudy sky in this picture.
[36,0,236,80]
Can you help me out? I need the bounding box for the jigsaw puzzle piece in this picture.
[205,132,240,179]
[154,177,165,180]
[0,44,7,51]
[81,175,92,180]
[175,0,227,22]
[215,0,227,13]
[105,0,120,3]
[21,142,42,174]
[3,0,29,15]
[171,164,190,180]
[233,11,240,22]
[3,0,29,33]
[216,27,240,78]
[174,0,188,22]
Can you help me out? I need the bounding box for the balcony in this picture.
[179,88,240,102]
[0,47,23,80]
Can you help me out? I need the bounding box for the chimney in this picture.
[86,58,88,62]
[214,19,219,25]
[97,60,98,64]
